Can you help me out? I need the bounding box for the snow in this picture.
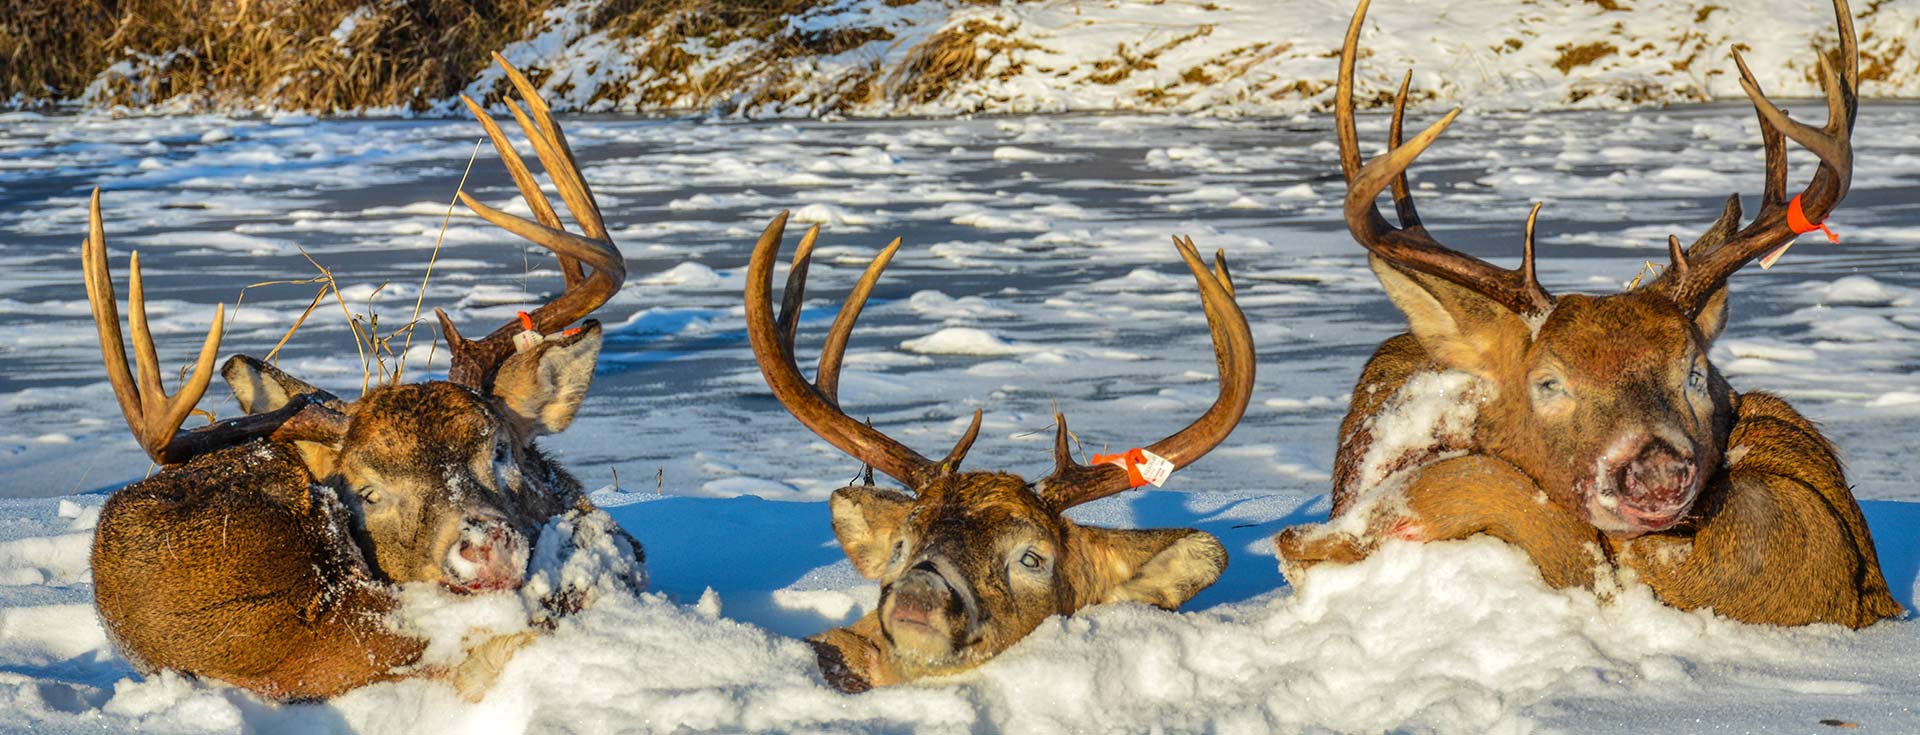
[1,103,1918,732]
[452,0,1920,119]
[899,327,1031,356]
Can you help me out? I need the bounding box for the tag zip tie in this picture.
[1089,447,1175,488]
[1763,193,1841,270]
[512,310,543,353]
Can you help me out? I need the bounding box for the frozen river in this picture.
[0,105,1916,733]
[2,104,1917,502]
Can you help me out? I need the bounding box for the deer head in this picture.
[82,54,627,593]
[1333,0,1856,537]
[746,215,1253,688]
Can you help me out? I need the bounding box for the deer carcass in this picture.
[1276,0,1901,629]
[745,215,1254,691]
[88,54,642,702]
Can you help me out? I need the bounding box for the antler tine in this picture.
[443,55,628,387]
[1212,246,1235,299]
[746,213,941,489]
[1042,237,1256,508]
[82,189,227,464]
[1650,0,1856,312]
[816,236,904,402]
[937,409,984,475]
[83,192,142,440]
[1523,202,1543,293]
[1666,235,1690,277]
[492,52,605,234]
[1336,0,1553,317]
[1388,69,1423,230]
[458,93,580,287]
[775,225,822,358]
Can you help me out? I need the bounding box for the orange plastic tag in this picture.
[1089,448,1174,488]
[513,311,543,352]
[1763,194,1840,270]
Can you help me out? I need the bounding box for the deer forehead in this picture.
[343,383,501,472]
[909,474,1063,540]
[1533,294,1700,379]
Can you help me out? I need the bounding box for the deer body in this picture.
[1280,0,1900,630]
[93,441,425,701]
[85,53,640,701]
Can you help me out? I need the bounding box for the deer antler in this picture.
[1039,236,1256,509]
[1336,0,1553,318]
[83,189,348,465]
[745,212,978,489]
[1648,0,1856,314]
[437,52,627,388]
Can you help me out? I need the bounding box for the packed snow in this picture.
[0,103,1917,732]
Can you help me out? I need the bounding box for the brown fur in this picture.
[92,441,425,701]
[1282,455,1604,590]
[1291,302,1900,627]
[91,328,640,701]
[812,472,1226,691]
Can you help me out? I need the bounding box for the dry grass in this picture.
[1553,41,1619,74]
[888,18,1037,106]
[2,0,553,112]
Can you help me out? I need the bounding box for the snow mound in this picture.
[900,327,1031,356]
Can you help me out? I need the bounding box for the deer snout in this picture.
[885,558,983,652]
[1601,439,1698,534]
[444,517,529,594]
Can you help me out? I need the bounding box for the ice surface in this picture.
[1,105,1917,731]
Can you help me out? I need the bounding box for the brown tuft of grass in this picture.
[2,0,554,112]
[1553,41,1618,74]
[888,18,1037,106]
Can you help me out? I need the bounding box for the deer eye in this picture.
[1530,374,1569,403]
[1020,551,1042,569]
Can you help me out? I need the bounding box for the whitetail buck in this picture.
[746,215,1253,691]
[1277,0,1900,629]
[88,54,641,702]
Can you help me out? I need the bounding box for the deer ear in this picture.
[829,485,914,579]
[293,440,340,482]
[491,321,603,438]
[1692,284,1729,343]
[1370,256,1531,380]
[1069,526,1226,610]
[221,355,344,414]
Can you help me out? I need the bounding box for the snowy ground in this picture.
[475,0,1920,117]
[0,103,1916,732]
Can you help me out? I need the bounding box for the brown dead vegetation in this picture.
[1553,41,1619,74]
[1,0,552,112]
[888,18,1038,106]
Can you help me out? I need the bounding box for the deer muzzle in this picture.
[444,516,529,594]
[1592,438,1698,536]
[883,558,983,659]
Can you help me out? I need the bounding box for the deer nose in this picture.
[1612,440,1697,529]
[893,557,985,642]
[445,518,528,593]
